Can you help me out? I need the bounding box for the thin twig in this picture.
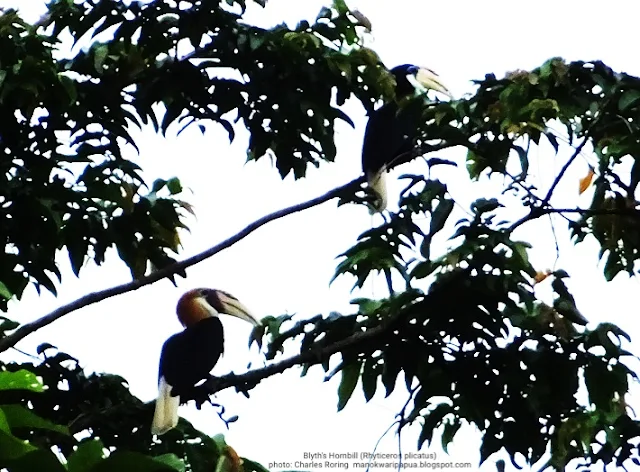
[547,213,561,271]
[0,177,362,353]
[542,137,589,205]
[541,96,610,208]
[9,346,40,360]
[509,206,640,232]
[367,422,397,472]
[395,385,419,472]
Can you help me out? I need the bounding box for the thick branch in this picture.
[0,177,363,353]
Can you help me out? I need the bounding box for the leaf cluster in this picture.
[261,195,638,469]
[0,344,269,472]
[0,0,391,308]
[3,1,640,471]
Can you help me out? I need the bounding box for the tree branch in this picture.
[0,177,363,353]
[509,206,640,231]
[192,310,397,399]
[541,136,590,205]
[541,96,610,208]
[67,311,397,434]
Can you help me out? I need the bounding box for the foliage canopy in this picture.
[0,0,639,471]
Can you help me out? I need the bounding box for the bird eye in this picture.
[407,65,419,75]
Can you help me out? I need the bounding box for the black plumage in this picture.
[151,288,259,435]
[362,64,450,213]
[158,316,224,398]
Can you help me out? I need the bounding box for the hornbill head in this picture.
[391,64,453,99]
[176,288,261,327]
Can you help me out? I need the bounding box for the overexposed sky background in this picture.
[2,0,640,471]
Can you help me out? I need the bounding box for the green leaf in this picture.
[466,149,485,179]
[0,427,37,463]
[418,403,452,448]
[441,419,461,453]
[93,44,109,72]
[598,322,631,343]
[0,370,44,392]
[584,362,612,409]
[153,454,186,472]
[337,360,361,411]
[411,260,435,280]
[0,408,9,433]
[3,448,65,472]
[381,354,401,397]
[351,298,383,316]
[429,198,454,237]
[91,452,179,472]
[511,241,531,268]
[0,405,69,435]
[427,157,457,168]
[361,357,378,402]
[0,282,12,300]
[618,89,640,111]
[166,177,182,195]
[0,316,19,334]
[512,145,529,175]
[151,179,167,193]
[68,439,106,472]
[604,250,623,281]
[68,239,88,277]
[472,198,501,215]
[544,131,559,153]
[58,74,78,104]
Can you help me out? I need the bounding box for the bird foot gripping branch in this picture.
[151,288,261,436]
[362,64,453,214]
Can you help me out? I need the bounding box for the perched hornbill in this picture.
[151,288,260,435]
[362,64,452,213]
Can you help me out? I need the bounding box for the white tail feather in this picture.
[368,168,387,214]
[151,376,180,435]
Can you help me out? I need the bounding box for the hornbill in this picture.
[151,288,260,435]
[362,64,452,213]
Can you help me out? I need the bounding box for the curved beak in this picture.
[213,291,261,327]
[409,67,453,98]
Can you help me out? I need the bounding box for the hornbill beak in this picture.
[206,290,261,327]
[409,67,453,98]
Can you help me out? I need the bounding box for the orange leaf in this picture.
[578,167,595,194]
[534,270,551,284]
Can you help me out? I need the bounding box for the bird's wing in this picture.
[362,104,420,174]
[158,332,187,386]
[158,317,225,396]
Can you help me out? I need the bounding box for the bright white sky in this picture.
[2,1,640,471]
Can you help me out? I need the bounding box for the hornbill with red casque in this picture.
[151,288,260,435]
[362,64,452,213]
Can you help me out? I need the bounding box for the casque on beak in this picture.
[410,67,453,98]
[210,290,261,327]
